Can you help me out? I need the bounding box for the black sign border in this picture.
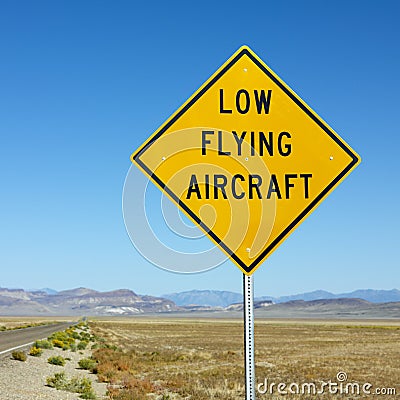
[133,48,360,274]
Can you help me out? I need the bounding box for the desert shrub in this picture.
[52,339,66,349]
[47,371,69,389]
[48,355,66,366]
[78,358,97,371]
[29,346,43,357]
[34,339,53,349]
[70,343,77,352]
[68,375,92,392]
[48,330,76,350]
[12,351,27,361]
[77,340,88,350]
[46,372,96,399]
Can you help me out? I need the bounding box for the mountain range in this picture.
[163,288,400,307]
[0,287,399,317]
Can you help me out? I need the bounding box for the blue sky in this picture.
[0,0,399,297]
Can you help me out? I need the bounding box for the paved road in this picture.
[0,322,74,355]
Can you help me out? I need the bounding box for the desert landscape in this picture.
[0,316,399,399]
[1,288,399,398]
[89,318,399,399]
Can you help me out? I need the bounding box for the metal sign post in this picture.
[244,273,255,399]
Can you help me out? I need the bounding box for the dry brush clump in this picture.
[11,351,27,362]
[29,346,43,357]
[48,355,66,366]
[78,357,98,372]
[34,339,53,349]
[47,371,96,399]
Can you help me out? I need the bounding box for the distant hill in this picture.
[162,290,242,307]
[257,289,400,304]
[252,298,400,319]
[0,287,179,316]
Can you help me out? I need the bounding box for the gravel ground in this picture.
[0,339,107,399]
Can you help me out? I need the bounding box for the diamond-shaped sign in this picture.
[131,46,360,275]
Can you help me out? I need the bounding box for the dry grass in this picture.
[90,318,400,399]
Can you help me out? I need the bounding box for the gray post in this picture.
[243,273,256,399]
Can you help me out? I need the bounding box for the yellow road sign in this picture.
[131,46,360,275]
